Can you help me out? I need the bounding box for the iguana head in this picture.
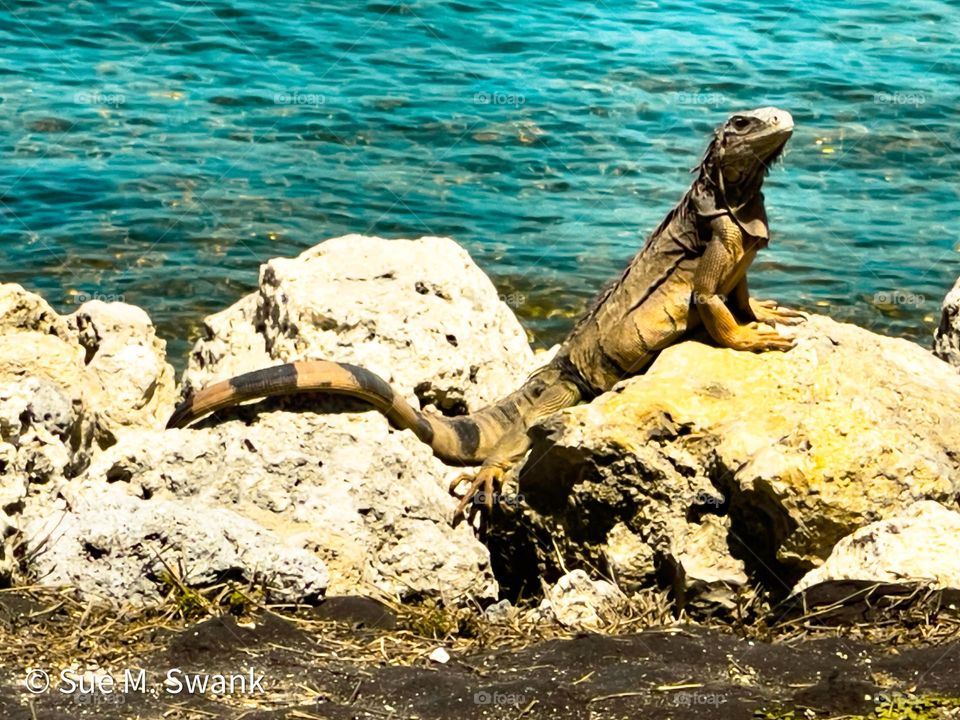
[691,107,793,236]
[712,107,794,185]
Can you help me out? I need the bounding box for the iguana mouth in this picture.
[743,108,794,166]
[741,128,792,175]
[754,129,793,162]
[762,138,789,170]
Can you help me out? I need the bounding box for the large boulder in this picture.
[0,285,175,581]
[180,234,537,413]
[793,500,960,593]
[54,236,536,605]
[78,411,497,602]
[514,315,960,609]
[3,236,529,606]
[934,276,960,367]
[26,482,330,606]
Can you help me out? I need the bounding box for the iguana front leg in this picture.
[732,275,806,327]
[694,217,795,352]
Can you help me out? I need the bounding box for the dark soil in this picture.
[2,592,960,720]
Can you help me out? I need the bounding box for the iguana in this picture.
[167,106,803,518]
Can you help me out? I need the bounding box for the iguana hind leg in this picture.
[449,377,581,521]
[449,426,530,519]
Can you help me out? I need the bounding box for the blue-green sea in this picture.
[1,0,958,367]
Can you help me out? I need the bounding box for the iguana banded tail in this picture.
[167,107,804,518]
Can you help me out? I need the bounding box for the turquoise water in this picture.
[1,1,958,367]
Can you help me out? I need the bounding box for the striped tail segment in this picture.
[165,360,499,465]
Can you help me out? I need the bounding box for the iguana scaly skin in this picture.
[167,107,803,518]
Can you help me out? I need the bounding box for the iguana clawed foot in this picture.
[727,320,796,352]
[721,299,804,353]
[749,298,807,326]
[449,465,506,523]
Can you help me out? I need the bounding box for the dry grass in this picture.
[766,583,960,648]
[0,585,196,673]
[1,580,959,680]
[0,584,679,675]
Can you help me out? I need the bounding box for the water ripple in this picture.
[0,0,958,366]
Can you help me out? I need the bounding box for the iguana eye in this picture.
[731,116,751,131]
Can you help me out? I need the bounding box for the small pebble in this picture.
[429,647,450,664]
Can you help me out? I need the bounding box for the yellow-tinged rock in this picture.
[520,314,960,606]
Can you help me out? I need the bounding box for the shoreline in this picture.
[8,242,943,377]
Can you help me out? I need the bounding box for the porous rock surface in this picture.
[0,285,175,583]
[515,315,960,610]
[179,234,537,413]
[934,275,960,367]
[538,569,630,630]
[794,500,960,593]
[1,236,538,605]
